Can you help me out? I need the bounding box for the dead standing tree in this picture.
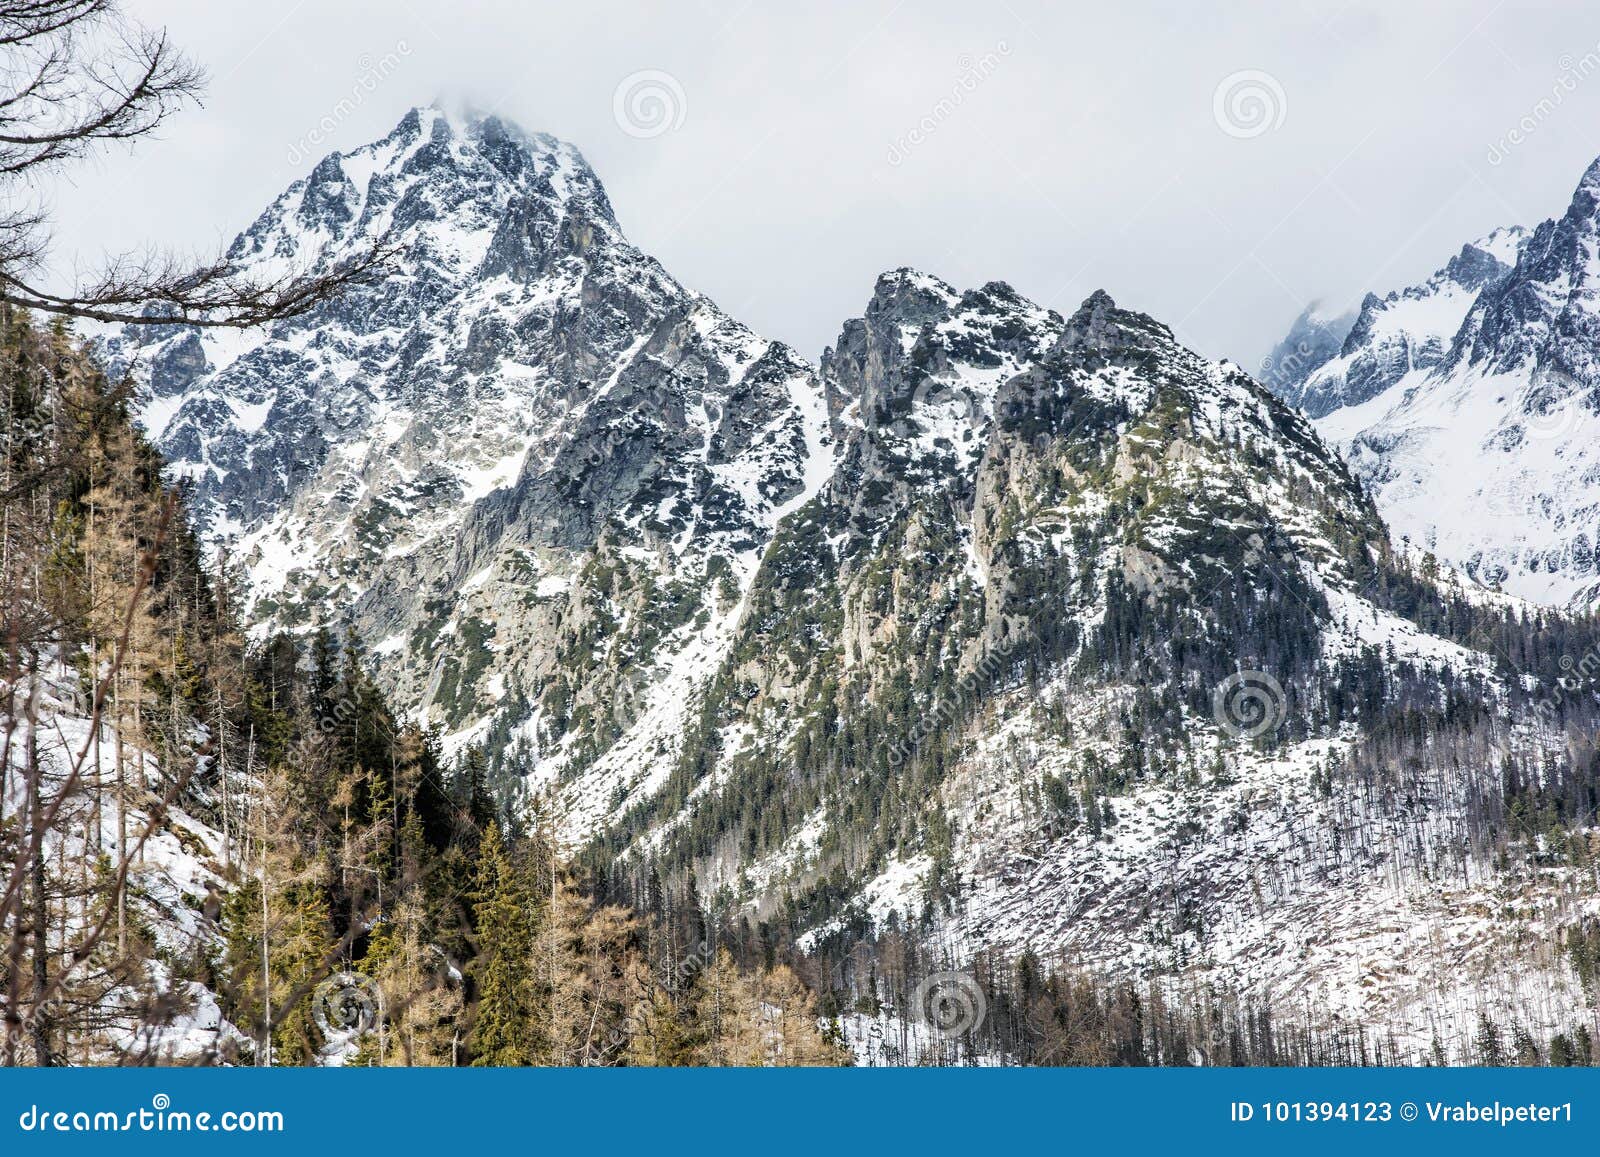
[0,0,392,1064]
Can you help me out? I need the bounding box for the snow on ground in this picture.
[1320,582,1495,673]
[836,1006,1007,1067]
[2,658,246,1064]
[822,656,1597,1064]
[1320,362,1600,608]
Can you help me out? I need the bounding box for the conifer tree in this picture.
[467,823,536,1065]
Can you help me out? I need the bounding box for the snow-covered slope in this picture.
[101,106,834,765]
[99,113,1600,1061]
[1278,227,1524,420]
[603,278,1599,1058]
[2,660,244,1064]
[1265,156,1600,608]
[1259,302,1355,401]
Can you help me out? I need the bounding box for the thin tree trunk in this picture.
[113,676,125,957]
[26,663,51,1066]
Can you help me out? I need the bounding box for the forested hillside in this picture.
[0,307,846,1066]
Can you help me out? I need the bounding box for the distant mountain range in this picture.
[99,107,1600,1059]
[1265,160,1600,609]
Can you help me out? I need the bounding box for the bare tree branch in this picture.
[0,3,110,49]
[0,0,391,330]
[0,238,400,327]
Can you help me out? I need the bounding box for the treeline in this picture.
[217,632,845,1067]
[807,928,1600,1067]
[0,310,846,1067]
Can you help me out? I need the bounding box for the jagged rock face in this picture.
[1277,228,1523,420]
[99,115,1599,1051]
[1265,155,1600,607]
[819,271,1065,528]
[586,277,1597,1052]
[1258,303,1355,399]
[1455,160,1600,381]
[609,278,1389,895]
[101,106,833,749]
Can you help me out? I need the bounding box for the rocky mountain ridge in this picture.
[99,110,1600,1059]
[103,106,833,771]
[1266,157,1600,608]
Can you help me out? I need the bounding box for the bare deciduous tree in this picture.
[0,0,393,328]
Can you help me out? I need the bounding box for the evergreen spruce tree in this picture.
[467,823,536,1065]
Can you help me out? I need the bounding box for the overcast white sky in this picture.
[41,1,1600,368]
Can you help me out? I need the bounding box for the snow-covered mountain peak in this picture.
[99,110,836,748]
[229,105,614,287]
[1265,152,1600,606]
[1053,288,1179,359]
[1466,224,1529,269]
[1272,225,1525,420]
[821,270,1063,469]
